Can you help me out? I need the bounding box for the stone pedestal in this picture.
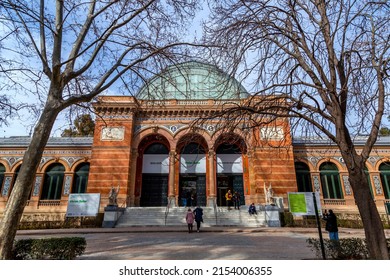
[168,196,176,207]
[265,205,281,227]
[102,205,124,228]
[207,197,217,208]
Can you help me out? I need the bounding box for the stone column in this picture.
[207,149,216,207]
[168,150,176,207]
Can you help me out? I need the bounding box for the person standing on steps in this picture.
[233,191,240,210]
[225,189,233,210]
[185,208,195,233]
[193,206,204,232]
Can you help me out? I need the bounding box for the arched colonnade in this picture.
[131,128,249,207]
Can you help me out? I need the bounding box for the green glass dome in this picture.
[137,61,248,100]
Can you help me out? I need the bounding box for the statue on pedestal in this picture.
[266,185,274,205]
[108,186,119,206]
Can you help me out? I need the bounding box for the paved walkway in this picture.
[16,226,386,260]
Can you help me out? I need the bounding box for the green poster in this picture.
[288,193,307,214]
[288,192,322,216]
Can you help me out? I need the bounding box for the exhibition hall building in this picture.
[1,62,389,225]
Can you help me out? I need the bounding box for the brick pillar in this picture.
[168,150,176,206]
[207,149,216,207]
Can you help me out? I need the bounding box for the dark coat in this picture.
[324,212,338,232]
[193,207,203,222]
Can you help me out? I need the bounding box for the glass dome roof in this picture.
[137,61,248,100]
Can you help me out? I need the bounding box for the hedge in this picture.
[12,237,86,260]
[306,237,390,259]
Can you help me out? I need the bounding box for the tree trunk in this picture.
[343,154,389,259]
[0,98,61,259]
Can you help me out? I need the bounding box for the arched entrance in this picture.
[178,136,207,207]
[139,139,170,206]
[215,135,246,206]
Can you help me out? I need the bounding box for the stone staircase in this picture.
[114,205,277,228]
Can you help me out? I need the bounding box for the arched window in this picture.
[41,163,65,200]
[0,163,5,192]
[181,142,206,154]
[320,162,343,199]
[379,162,390,199]
[216,143,241,154]
[144,142,169,154]
[72,163,90,193]
[295,162,313,192]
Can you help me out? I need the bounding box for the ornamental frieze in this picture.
[43,150,91,155]
[40,157,54,168]
[101,126,125,141]
[39,156,87,170]
[2,157,23,169]
[101,115,133,120]
[60,157,85,168]
[135,124,216,136]
[368,156,380,167]
[309,157,320,168]
[0,150,91,156]
[333,157,346,167]
[0,150,24,155]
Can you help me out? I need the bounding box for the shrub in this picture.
[12,237,86,260]
[306,237,390,259]
[280,211,295,227]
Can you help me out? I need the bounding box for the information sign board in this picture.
[288,192,322,216]
[66,193,101,217]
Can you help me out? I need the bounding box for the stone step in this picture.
[114,206,279,228]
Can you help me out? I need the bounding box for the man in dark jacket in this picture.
[323,209,339,240]
[193,206,204,232]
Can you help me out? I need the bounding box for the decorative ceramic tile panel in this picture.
[342,175,352,195]
[1,176,12,196]
[32,176,42,197]
[63,175,72,195]
[373,175,382,195]
[312,175,321,192]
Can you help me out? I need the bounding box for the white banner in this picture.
[180,154,206,174]
[66,193,101,217]
[217,154,243,173]
[2,260,383,279]
[143,154,170,174]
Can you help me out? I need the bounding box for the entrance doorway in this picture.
[217,174,244,206]
[140,142,170,207]
[215,141,246,207]
[140,174,168,206]
[179,175,206,207]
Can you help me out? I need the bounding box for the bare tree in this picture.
[0,0,200,259]
[202,0,390,259]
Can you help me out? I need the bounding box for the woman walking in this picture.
[185,208,195,233]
